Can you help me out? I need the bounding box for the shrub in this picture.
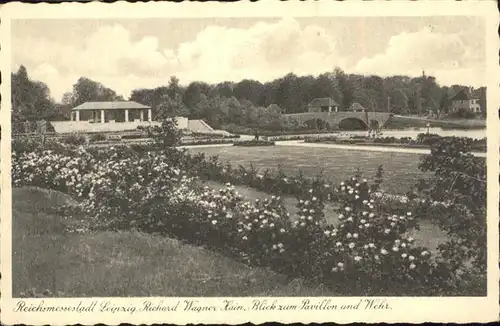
[61,134,87,146]
[90,133,106,142]
[12,135,486,295]
[413,137,487,285]
[234,140,275,147]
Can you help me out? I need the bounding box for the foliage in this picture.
[306,134,486,152]
[447,108,477,119]
[61,134,87,146]
[234,140,275,147]
[11,66,66,132]
[90,133,107,142]
[13,144,455,295]
[412,137,487,275]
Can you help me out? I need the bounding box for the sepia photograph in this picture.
[1,1,498,325]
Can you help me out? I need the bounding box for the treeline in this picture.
[12,65,486,132]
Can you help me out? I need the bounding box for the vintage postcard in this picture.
[1,0,499,324]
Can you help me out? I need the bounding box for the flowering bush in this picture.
[413,137,487,279]
[12,137,482,295]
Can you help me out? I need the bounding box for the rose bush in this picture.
[13,138,466,295]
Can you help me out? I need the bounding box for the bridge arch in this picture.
[338,117,369,130]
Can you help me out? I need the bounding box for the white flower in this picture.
[347,233,352,238]
[360,219,366,224]
[407,212,412,216]
[280,228,286,233]
[368,243,375,248]
[354,256,362,262]
[369,213,375,218]
[211,220,217,225]
[345,207,351,212]
[324,230,331,236]
[409,255,415,261]
[355,195,359,199]
[335,242,342,247]
[349,242,355,249]
[409,263,416,269]
[401,253,408,258]
[392,247,399,252]
[331,267,338,272]
[381,249,388,255]
[307,216,313,221]
[353,233,359,239]
[312,196,317,201]
[338,214,345,220]
[363,244,369,249]
[242,236,248,240]
[421,251,429,256]
[337,262,344,267]
[384,229,391,234]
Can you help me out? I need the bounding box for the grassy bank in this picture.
[13,187,332,297]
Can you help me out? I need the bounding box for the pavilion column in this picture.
[124,109,129,122]
[140,110,144,121]
[100,110,105,123]
[75,111,80,122]
[147,109,152,122]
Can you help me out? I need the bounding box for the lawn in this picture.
[12,187,333,297]
[188,145,430,194]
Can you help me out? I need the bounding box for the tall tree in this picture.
[71,77,123,106]
[11,65,61,127]
[334,67,355,110]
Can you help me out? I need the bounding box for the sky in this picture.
[11,16,486,102]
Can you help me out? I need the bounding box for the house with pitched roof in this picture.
[307,97,339,113]
[450,89,481,113]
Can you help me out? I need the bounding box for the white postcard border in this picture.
[1,1,499,324]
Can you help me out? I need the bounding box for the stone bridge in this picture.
[283,111,394,130]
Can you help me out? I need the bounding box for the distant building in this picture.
[348,102,367,112]
[307,97,339,113]
[71,101,152,123]
[53,101,189,133]
[450,90,481,113]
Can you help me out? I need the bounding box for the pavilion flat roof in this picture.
[71,101,150,111]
